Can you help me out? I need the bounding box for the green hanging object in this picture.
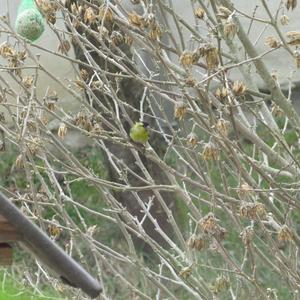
[15,0,45,41]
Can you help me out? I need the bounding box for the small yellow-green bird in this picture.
[130,122,149,144]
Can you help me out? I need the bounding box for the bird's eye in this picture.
[142,122,149,127]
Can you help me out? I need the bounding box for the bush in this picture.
[0,0,300,299]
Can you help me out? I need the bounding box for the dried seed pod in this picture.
[48,223,62,239]
[187,132,198,148]
[46,12,56,24]
[84,7,97,24]
[271,104,284,117]
[215,86,228,100]
[110,31,124,47]
[199,213,218,234]
[232,81,246,96]
[0,42,16,58]
[280,14,289,25]
[58,123,67,140]
[194,7,205,19]
[74,112,93,132]
[185,76,196,87]
[202,142,219,161]
[240,226,254,246]
[254,202,267,219]
[174,101,188,120]
[179,265,193,279]
[286,0,297,10]
[212,275,230,294]
[124,34,133,45]
[277,225,293,242]
[179,51,194,67]
[238,183,253,198]
[205,47,219,69]
[128,11,144,27]
[149,24,162,40]
[214,226,227,242]
[216,118,230,136]
[187,234,206,251]
[217,6,232,19]
[26,137,40,155]
[223,18,237,39]
[80,69,89,81]
[22,76,34,88]
[265,36,280,48]
[36,0,58,15]
[240,202,256,219]
[99,5,114,23]
[145,13,156,28]
[287,31,300,46]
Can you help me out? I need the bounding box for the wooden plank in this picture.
[0,243,12,265]
[0,214,22,242]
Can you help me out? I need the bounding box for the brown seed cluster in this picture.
[212,275,230,294]
[198,213,226,242]
[73,111,102,133]
[215,86,228,100]
[277,225,293,242]
[128,12,162,41]
[128,11,145,28]
[187,132,198,148]
[110,31,124,47]
[232,81,246,96]
[286,31,300,46]
[271,104,285,117]
[36,0,58,24]
[26,137,41,156]
[238,183,253,198]
[191,44,220,70]
[185,76,197,87]
[265,36,280,48]
[280,14,289,25]
[223,18,237,39]
[286,0,297,10]
[216,118,230,136]
[180,51,194,67]
[174,101,188,120]
[179,265,193,279]
[99,5,114,23]
[194,7,205,19]
[240,226,254,246]
[205,47,219,69]
[58,123,68,140]
[22,76,34,89]
[202,142,219,161]
[240,202,267,220]
[0,42,27,76]
[187,234,206,251]
[217,6,232,19]
[48,223,62,239]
